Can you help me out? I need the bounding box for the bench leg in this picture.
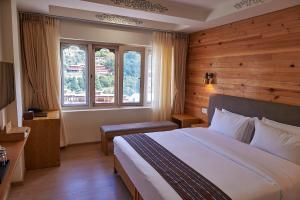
[102,135,109,156]
[113,156,117,174]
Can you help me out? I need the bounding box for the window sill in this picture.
[61,106,152,113]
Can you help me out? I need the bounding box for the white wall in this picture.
[0,0,17,129]
[11,0,23,127]
[62,107,152,144]
[60,20,152,46]
[0,0,23,129]
[60,20,153,144]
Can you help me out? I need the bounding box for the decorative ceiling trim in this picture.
[234,0,265,9]
[95,13,144,25]
[110,0,168,13]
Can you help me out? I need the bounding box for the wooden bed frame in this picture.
[114,155,144,200]
[113,95,300,200]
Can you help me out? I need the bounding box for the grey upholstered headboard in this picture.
[208,94,300,126]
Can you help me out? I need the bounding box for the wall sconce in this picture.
[203,72,215,84]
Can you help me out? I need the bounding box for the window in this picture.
[61,43,88,106]
[120,47,145,105]
[94,47,116,105]
[61,41,149,107]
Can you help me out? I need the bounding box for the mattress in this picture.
[114,128,300,200]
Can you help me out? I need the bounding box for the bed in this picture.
[113,94,300,200]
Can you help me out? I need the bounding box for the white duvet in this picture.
[114,128,300,200]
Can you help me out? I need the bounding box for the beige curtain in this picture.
[20,13,60,111]
[172,33,189,115]
[20,13,68,146]
[152,32,188,120]
[152,32,174,121]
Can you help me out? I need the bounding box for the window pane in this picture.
[122,51,141,103]
[62,44,88,106]
[95,48,115,104]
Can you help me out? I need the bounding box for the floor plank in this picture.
[9,143,131,200]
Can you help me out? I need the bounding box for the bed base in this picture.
[114,155,144,200]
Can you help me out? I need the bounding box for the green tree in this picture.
[65,77,81,93]
[95,75,102,91]
[77,77,85,91]
[95,74,115,93]
[103,87,114,94]
[122,51,141,97]
[95,48,115,72]
[63,45,86,69]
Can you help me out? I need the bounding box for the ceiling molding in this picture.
[234,0,267,9]
[109,0,168,13]
[95,13,144,25]
[207,0,273,21]
[49,5,181,31]
[83,0,210,21]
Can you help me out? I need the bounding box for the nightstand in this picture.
[191,123,209,128]
[172,114,201,128]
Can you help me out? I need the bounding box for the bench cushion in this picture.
[100,121,178,137]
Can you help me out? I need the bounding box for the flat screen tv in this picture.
[0,62,15,110]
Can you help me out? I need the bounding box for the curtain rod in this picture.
[18,11,186,34]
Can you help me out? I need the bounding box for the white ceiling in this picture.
[17,0,300,33]
[168,0,228,9]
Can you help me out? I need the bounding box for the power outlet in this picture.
[202,108,208,115]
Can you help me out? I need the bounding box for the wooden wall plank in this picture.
[185,6,300,122]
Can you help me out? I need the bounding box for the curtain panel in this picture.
[152,32,188,121]
[172,33,189,115]
[20,13,60,111]
[152,32,174,121]
[20,13,68,146]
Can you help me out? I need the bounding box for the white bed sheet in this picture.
[114,128,300,200]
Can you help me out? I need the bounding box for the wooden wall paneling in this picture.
[185,6,300,122]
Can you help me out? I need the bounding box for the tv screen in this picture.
[0,62,15,110]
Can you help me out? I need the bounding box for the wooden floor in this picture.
[8,143,131,200]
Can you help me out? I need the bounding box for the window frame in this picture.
[92,44,119,107]
[119,46,145,106]
[60,40,148,108]
[60,42,90,107]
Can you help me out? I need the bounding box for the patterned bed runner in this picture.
[122,134,231,200]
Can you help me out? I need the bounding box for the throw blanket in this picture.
[122,134,231,200]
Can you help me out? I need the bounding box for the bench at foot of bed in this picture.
[100,121,178,155]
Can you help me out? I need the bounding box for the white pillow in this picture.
[262,117,300,135]
[251,119,300,165]
[209,108,252,142]
[222,109,255,143]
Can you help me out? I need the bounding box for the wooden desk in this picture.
[23,111,60,170]
[0,136,28,200]
[172,114,201,128]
